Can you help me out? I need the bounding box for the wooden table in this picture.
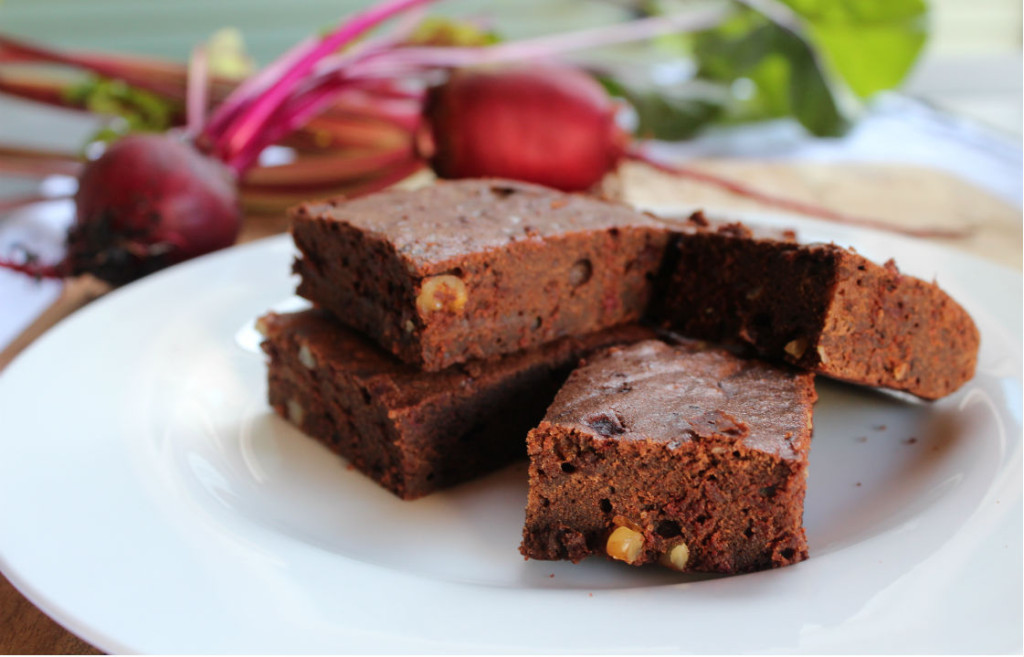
[0,160,1019,654]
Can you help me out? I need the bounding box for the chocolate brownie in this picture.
[258,309,654,500]
[291,179,669,372]
[520,340,816,574]
[651,217,979,400]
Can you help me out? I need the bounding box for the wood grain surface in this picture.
[0,161,1018,655]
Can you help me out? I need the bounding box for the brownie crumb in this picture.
[687,210,710,227]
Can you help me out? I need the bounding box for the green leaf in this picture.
[778,29,849,136]
[777,0,929,99]
[406,16,501,47]
[601,76,723,141]
[693,14,777,81]
[691,7,849,136]
[64,76,178,144]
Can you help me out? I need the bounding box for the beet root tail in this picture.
[626,148,973,240]
[0,253,68,280]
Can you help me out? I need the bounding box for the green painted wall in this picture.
[0,0,631,62]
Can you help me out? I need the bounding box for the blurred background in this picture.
[1,0,1021,137]
[906,0,1021,135]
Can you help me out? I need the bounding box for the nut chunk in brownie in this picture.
[521,340,816,574]
[291,179,669,372]
[651,218,979,400]
[258,309,653,500]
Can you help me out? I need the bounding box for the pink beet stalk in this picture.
[0,34,186,99]
[208,0,439,171]
[348,7,730,72]
[202,35,319,142]
[185,45,209,137]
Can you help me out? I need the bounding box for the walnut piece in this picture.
[416,274,468,315]
[660,541,690,572]
[784,337,808,360]
[286,398,305,425]
[298,344,317,369]
[606,525,644,564]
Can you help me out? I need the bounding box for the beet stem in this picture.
[0,192,72,213]
[204,35,319,141]
[0,34,187,99]
[209,0,437,170]
[241,145,416,188]
[225,70,425,174]
[239,155,425,212]
[185,45,209,137]
[0,144,83,178]
[628,149,973,240]
[0,253,67,279]
[282,112,410,151]
[345,7,731,73]
[0,71,79,108]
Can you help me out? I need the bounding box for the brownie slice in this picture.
[291,179,669,372]
[651,217,979,400]
[521,340,816,574]
[259,309,654,500]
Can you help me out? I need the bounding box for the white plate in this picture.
[0,211,1021,654]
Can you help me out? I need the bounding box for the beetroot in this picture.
[73,135,240,284]
[2,134,241,285]
[1,0,432,286]
[423,64,628,192]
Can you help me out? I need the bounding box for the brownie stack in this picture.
[261,178,979,575]
[260,179,666,500]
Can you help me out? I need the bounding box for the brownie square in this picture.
[291,179,669,372]
[651,217,979,400]
[520,340,816,574]
[259,309,654,500]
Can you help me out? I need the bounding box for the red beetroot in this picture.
[1,0,432,286]
[3,134,241,285]
[423,64,628,192]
